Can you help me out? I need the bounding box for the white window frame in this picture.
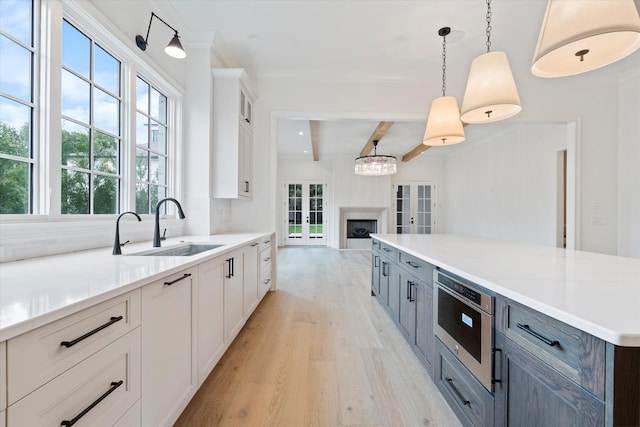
[0,0,184,259]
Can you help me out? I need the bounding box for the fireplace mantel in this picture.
[339,207,388,249]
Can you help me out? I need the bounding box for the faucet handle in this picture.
[120,240,130,247]
[161,229,167,241]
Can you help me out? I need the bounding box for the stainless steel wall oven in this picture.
[434,269,495,391]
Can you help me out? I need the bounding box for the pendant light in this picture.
[531,0,640,78]
[354,140,397,176]
[423,27,466,146]
[460,0,521,124]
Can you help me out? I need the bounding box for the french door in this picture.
[285,181,326,246]
[394,183,436,234]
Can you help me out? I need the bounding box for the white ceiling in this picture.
[162,0,640,159]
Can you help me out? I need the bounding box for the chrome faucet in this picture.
[153,198,186,247]
[112,211,142,255]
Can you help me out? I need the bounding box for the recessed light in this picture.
[304,150,308,153]
[299,131,304,136]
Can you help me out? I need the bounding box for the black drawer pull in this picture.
[263,257,271,262]
[382,247,391,252]
[164,273,192,286]
[516,323,560,347]
[445,377,470,406]
[60,380,123,426]
[60,316,123,348]
[405,261,420,269]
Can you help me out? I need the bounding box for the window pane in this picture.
[149,153,166,185]
[136,148,149,182]
[136,77,149,114]
[136,182,149,214]
[136,112,148,147]
[94,131,118,174]
[0,97,30,157]
[0,0,32,45]
[62,20,90,78]
[61,169,89,214]
[0,35,32,101]
[93,174,118,214]
[93,87,119,135]
[61,69,90,124]
[150,120,166,154]
[61,120,89,169]
[150,87,166,124]
[149,185,166,214]
[94,44,120,95]
[0,158,29,214]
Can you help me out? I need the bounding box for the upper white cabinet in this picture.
[211,68,256,199]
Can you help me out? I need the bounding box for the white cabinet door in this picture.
[141,269,197,427]
[196,257,225,386]
[224,249,245,343]
[243,242,259,317]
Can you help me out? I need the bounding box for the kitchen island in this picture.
[370,233,640,427]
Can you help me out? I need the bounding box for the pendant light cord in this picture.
[485,0,492,53]
[441,32,447,96]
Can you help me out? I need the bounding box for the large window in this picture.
[0,1,178,219]
[136,76,168,215]
[0,0,35,214]
[61,19,121,214]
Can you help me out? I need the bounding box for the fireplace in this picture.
[339,207,387,249]
[347,219,377,239]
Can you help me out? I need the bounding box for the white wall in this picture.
[441,123,568,246]
[617,67,640,257]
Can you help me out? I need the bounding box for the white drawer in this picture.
[8,328,141,427]
[1,341,6,412]
[260,265,272,296]
[113,400,140,427]
[259,246,272,273]
[7,290,141,404]
[258,236,272,253]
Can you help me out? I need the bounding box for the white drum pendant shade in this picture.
[531,0,640,78]
[423,96,466,146]
[461,51,522,123]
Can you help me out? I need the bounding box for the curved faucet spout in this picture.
[153,198,186,247]
[113,211,142,255]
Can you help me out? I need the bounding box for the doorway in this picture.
[394,183,436,234]
[284,181,327,246]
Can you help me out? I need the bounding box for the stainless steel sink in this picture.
[130,243,224,256]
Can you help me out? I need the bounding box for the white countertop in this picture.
[372,234,640,347]
[0,233,270,341]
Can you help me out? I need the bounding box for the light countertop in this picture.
[0,233,271,341]
[372,234,640,347]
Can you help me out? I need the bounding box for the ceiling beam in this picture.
[309,120,320,161]
[360,121,394,156]
[402,143,431,162]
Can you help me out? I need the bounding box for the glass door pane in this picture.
[288,184,302,239]
[308,183,324,240]
[416,184,432,234]
[396,184,411,234]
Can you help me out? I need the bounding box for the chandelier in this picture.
[354,140,397,176]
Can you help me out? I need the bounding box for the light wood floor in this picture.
[175,247,462,427]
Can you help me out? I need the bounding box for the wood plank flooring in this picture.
[175,247,462,427]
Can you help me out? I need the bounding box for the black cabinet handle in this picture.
[60,316,123,348]
[405,261,420,269]
[164,273,192,286]
[493,348,503,384]
[244,180,250,193]
[382,262,389,277]
[445,377,470,406]
[382,247,391,253]
[409,282,415,302]
[516,323,559,346]
[60,380,123,426]
[226,258,235,278]
[406,281,411,301]
[264,257,271,262]
[374,255,379,268]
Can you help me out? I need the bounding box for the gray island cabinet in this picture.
[370,234,640,427]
